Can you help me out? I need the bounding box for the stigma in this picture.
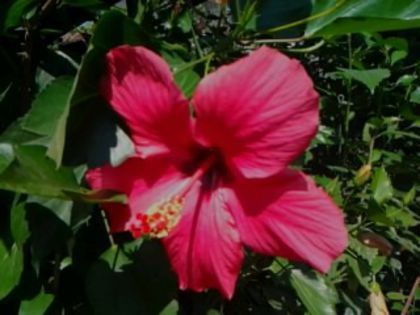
[130,196,185,239]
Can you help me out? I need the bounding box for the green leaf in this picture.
[27,196,73,226]
[0,242,24,299]
[49,10,147,167]
[176,11,192,33]
[236,0,312,37]
[159,300,179,315]
[0,120,49,146]
[371,256,386,274]
[371,167,393,204]
[345,255,371,290]
[62,0,105,8]
[126,0,146,22]
[315,176,343,206]
[349,237,378,265]
[0,143,14,174]
[19,291,54,315]
[0,146,86,198]
[390,50,407,65]
[306,0,420,37]
[0,0,38,33]
[110,126,135,167]
[26,201,72,262]
[409,87,420,104]
[100,245,132,272]
[387,292,407,301]
[290,269,337,315]
[386,206,419,228]
[337,68,390,94]
[23,77,74,137]
[396,74,417,86]
[162,51,200,98]
[175,69,200,98]
[403,186,416,205]
[11,202,30,247]
[86,241,177,315]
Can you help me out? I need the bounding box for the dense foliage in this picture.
[0,1,419,314]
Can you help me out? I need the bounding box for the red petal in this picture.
[163,182,243,299]
[86,157,144,192]
[85,156,176,232]
[193,47,319,178]
[229,170,347,273]
[127,166,185,214]
[101,45,195,160]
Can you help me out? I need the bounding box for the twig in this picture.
[401,277,420,315]
[101,210,115,246]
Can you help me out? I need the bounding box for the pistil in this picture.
[129,154,216,239]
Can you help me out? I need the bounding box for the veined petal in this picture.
[192,46,319,178]
[86,157,144,193]
[229,170,347,273]
[101,45,195,160]
[126,167,187,231]
[86,157,177,232]
[163,182,243,299]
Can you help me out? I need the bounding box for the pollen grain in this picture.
[130,196,184,239]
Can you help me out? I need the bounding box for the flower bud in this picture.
[355,164,372,186]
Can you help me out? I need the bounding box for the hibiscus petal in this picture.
[163,182,243,299]
[229,170,347,273]
[86,157,144,193]
[127,168,187,230]
[101,45,195,160]
[86,157,177,232]
[192,46,319,178]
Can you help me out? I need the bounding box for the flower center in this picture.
[129,154,217,239]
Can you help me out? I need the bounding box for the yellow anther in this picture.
[130,196,184,239]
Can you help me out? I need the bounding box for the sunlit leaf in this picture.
[403,186,416,205]
[337,68,390,94]
[410,87,420,104]
[49,10,147,167]
[290,269,337,315]
[0,242,23,299]
[23,77,74,137]
[0,143,14,174]
[0,146,86,198]
[19,291,54,315]
[371,167,393,204]
[306,0,420,37]
[159,299,179,315]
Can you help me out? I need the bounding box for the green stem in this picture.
[345,34,353,136]
[173,53,214,74]
[101,210,115,246]
[188,10,204,57]
[368,137,375,164]
[285,40,325,53]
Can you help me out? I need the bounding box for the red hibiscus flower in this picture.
[86,45,347,298]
